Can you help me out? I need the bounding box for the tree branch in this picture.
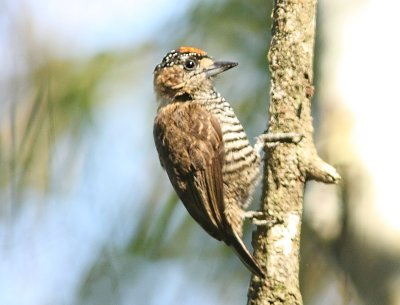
[247,0,340,304]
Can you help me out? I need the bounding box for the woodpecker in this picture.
[153,47,265,278]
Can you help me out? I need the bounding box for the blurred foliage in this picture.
[2,0,397,305]
[169,0,275,138]
[79,1,276,303]
[0,54,116,214]
[128,190,181,258]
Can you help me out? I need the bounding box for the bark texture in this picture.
[247,0,340,304]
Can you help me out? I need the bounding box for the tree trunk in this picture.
[247,0,340,304]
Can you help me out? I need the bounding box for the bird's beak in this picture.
[205,61,238,77]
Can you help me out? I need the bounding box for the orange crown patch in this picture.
[178,46,207,56]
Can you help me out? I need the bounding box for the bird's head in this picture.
[153,46,238,105]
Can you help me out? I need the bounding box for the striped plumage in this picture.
[196,94,261,233]
[153,47,264,278]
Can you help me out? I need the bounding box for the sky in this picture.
[1,0,400,304]
[0,1,197,305]
[4,0,192,55]
[321,0,400,247]
[337,0,400,233]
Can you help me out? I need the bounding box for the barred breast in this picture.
[196,94,261,236]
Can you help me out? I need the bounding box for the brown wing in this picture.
[154,102,266,278]
[153,102,227,240]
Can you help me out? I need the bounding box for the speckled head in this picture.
[153,47,237,105]
[154,46,209,72]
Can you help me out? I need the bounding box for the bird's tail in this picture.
[228,231,265,278]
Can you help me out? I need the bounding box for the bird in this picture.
[153,46,265,278]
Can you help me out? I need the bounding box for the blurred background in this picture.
[1,0,399,304]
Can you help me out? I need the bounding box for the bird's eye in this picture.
[183,59,197,71]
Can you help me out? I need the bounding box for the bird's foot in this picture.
[259,132,303,144]
[255,132,303,154]
[244,211,269,226]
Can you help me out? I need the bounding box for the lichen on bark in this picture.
[247,0,340,304]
